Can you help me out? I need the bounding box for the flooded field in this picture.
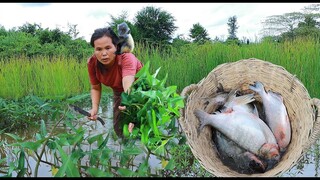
[0,100,162,177]
[0,99,319,177]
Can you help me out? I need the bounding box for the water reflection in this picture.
[0,100,162,177]
[281,143,320,177]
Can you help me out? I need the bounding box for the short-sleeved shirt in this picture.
[87,53,143,93]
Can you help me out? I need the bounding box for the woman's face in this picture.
[93,35,117,68]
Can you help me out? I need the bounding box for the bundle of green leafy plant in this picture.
[120,61,184,155]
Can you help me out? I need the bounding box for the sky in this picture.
[0,3,317,42]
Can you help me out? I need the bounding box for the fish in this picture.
[202,83,229,113]
[220,90,257,115]
[214,131,267,173]
[203,92,228,114]
[249,81,291,152]
[213,91,267,173]
[203,84,258,115]
[194,92,280,162]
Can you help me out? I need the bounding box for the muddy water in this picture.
[1,99,320,177]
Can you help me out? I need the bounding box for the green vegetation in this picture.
[2,37,319,101]
[0,56,91,100]
[120,61,184,157]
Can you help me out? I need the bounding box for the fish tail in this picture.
[249,81,265,94]
[194,109,210,132]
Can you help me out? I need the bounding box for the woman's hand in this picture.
[118,105,126,111]
[88,108,98,121]
[119,105,134,133]
[128,122,134,133]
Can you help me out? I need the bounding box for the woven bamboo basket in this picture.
[179,58,320,177]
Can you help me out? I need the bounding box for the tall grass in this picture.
[0,56,91,99]
[0,37,319,100]
[137,37,320,99]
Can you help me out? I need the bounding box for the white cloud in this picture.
[0,3,316,42]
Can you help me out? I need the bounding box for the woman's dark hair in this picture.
[90,27,120,73]
[90,27,119,47]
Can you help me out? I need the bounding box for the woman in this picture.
[87,27,143,138]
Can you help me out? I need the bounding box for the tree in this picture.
[107,11,141,42]
[227,15,239,40]
[261,4,320,41]
[261,12,304,39]
[108,10,129,29]
[171,34,190,49]
[133,6,177,44]
[225,15,240,44]
[302,3,320,16]
[189,23,210,44]
[0,25,7,36]
[17,22,42,36]
[66,23,80,40]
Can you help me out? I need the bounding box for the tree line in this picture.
[0,4,319,60]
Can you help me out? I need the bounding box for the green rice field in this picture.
[0,37,319,100]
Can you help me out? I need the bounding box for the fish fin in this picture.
[224,90,255,110]
[216,83,224,93]
[249,81,266,94]
[252,103,259,117]
[222,89,237,108]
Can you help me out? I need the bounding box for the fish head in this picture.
[260,143,281,162]
[249,158,267,173]
[244,152,267,173]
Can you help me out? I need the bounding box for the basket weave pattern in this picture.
[179,58,320,177]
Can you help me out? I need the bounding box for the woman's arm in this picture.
[121,75,135,132]
[89,83,102,120]
[122,75,135,94]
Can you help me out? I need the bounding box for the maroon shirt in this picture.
[87,53,143,92]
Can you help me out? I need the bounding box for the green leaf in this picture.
[140,124,148,145]
[152,109,159,136]
[4,133,23,142]
[17,150,25,170]
[140,90,157,99]
[164,158,175,170]
[19,140,45,151]
[87,167,113,177]
[159,73,168,87]
[122,146,143,156]
[97,133,109,149]
[40,119,47,138]
[136,159,149,176]
[87,134,103,145]
[163,86,177,98]
[69,130,84,145]
[54,142,80,177]
[116,167,135,177]
[123,124,130,138]
[136,61,149,78]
